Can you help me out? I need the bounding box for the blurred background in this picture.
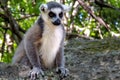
[0,0,120,62]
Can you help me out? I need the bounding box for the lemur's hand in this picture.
[56,67,69,79]
[29,67,44,80]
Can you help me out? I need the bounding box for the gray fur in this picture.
[47,1,63,10]
[37,16,44,34]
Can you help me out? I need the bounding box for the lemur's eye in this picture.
[59,12,63,18]
[49,11,56,18]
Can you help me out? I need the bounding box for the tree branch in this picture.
[1,30,7,56]
[16,14,38,21]
[95,0,120,11]
[77,0,110,31]
[0,0,23,43]
[0,13,26,33]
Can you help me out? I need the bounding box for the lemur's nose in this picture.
[53,19,61,25]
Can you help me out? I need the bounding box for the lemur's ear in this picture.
[39,4,48,12]
[61,4,71,12]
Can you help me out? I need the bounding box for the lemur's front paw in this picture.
[29,67,44,80]
[56,67,69,78]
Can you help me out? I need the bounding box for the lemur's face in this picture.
[48,8,63,25]
[40,2,70,26]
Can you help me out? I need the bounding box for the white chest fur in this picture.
[39,25,63,68]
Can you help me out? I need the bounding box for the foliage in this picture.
[0,0,120,63]
[0,0,46,62]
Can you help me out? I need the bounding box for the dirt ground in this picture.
[1,37,120,80]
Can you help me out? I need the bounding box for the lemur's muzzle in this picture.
[53,19,61,25]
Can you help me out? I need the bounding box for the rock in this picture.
[1,37,120,80]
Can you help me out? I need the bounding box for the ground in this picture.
[1,37,120,80]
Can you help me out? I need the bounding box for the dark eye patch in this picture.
[59,12,63,18]
[49,11,56,18]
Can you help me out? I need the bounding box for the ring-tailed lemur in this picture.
[12,1,70,79]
